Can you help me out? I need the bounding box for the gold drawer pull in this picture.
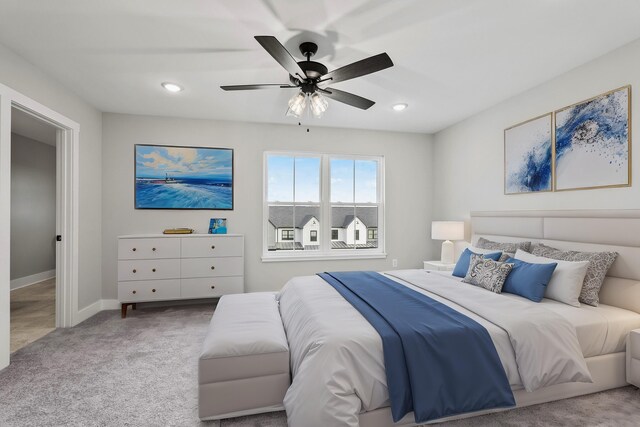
[211,285,216,289]
[211,245,216,250]
[211,266,215,270]
[132,269,137,273]
[132,290,137,294]
[152,268,156,272]
[152,247,156,251]
[152,289,156,293]
[132,248,137,251]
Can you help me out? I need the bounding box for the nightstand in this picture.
[628,329,640,387]
[423,260,456,272]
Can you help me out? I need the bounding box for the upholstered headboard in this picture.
[470,210,640,314]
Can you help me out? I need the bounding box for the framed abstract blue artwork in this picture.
[504,113,553,195]
[135,144,234,210]
[554,86,631,191]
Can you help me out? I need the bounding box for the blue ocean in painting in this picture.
[556,90,628,169]
[136,178,232,209]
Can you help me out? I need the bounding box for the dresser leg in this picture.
[121,303,128,319]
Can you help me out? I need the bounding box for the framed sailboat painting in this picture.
[134,144,234,210]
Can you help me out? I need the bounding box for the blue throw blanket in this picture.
[318,271,515,423]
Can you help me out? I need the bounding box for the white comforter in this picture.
[278,269,592,427]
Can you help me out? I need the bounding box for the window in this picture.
[330,158,380,250]
[264,152,384,260]
[281,230,294,241]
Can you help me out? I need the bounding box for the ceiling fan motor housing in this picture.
[289,42,328,84]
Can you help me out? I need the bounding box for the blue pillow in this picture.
[502,257,557,302]
[452,248,502,278]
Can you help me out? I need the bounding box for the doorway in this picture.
[0,83,80,370]
[9,108,58,352]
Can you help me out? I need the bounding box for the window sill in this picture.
[262,252,387,263]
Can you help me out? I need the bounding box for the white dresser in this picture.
[117,234,244,317]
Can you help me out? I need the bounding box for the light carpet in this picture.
[0,304,638,426]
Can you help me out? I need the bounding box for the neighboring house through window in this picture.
[264,152,384,260]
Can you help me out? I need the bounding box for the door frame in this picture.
[0,83,80,369]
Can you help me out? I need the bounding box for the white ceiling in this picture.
[1,0,640,133]
[11,108,57,146]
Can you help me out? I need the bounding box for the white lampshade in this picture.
[431,221,464,241]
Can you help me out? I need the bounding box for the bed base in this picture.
[359,352,627,427]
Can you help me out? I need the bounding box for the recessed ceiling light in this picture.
[392,103,408,111]
[161,82,183,93]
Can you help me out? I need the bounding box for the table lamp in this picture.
[431,221,464,264]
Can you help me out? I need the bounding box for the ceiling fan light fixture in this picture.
[287,91,307,118]
[161,82,183,93]
[310,92,329,118]
[392,103,408,111]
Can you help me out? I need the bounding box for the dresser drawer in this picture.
[118,279,181,302]
[180,257,243,278]
[181,277,244,299]
[181,236,243,258]
[118,259,181,281]
[118,238,181,260]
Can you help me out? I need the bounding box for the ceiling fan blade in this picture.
[321,53,393,85]
[319,87,375,110]
[254,36,307,80]
[221,84,297,91]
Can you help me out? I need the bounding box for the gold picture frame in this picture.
[504,112,554,195]
[503,85,632,194]
[553,85,632,191]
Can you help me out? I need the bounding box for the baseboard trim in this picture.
[75,300,102,324]
[101,299,120,310]
[10,269,56,290]
[75,299,120,324]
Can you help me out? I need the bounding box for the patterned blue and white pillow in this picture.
[462,254,514,293]
[476,237,532,256]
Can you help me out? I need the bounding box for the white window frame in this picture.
[263,151,385,262]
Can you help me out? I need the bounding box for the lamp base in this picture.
[440,240,454,265]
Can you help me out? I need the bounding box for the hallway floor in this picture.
[10,278,55,353]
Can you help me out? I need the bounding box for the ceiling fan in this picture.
[221,36,394,118]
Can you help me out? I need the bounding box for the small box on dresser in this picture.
[118,234,244,318]
[628,329,640,387]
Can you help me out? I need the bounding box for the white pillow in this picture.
[469,246,503,255]
[514,249,589,307]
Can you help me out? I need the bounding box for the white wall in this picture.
[433,38,640,242]
[0,42,103,309]
[102,113,435,298]
[10,133,56,282]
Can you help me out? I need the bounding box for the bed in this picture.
[277,210,640,427]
